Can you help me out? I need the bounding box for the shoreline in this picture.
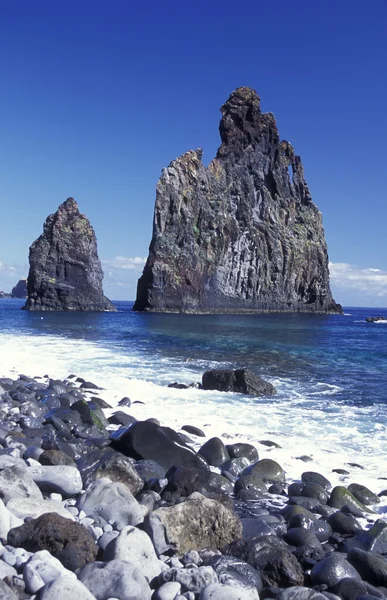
[0,370,386,598]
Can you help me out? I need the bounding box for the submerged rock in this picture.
[134,87,341,314]
[202,368,275,396]
[24,197,115,311]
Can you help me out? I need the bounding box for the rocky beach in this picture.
[0,367,386,600]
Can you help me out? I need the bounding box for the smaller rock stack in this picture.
[24,198,115,311]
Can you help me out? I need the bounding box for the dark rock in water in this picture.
[202,368,276,396]
[347,548,387,586]
[288,482,328,504]
[118,397,131,407]
[327,511,362,535]
[108,411,137,427]
[199,437,230,467]
[11,279,27,298]
[348,483,381,505]
[167,382,189,389]
[332,468,350,475]
[134,87,341,314]
[110,420,208,471]
[23,197,115,311]
[301,471,332,491]
[328,486,370,513]
[8,512,97,571]
[241,458,286,486]
[259,440,282,448]
[181,424,206,437]
[366,316,387,322]
[310,553,361,588]
[226,442,258,463]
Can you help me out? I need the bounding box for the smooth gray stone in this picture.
[27,465,82,497]
[153,582,182,600]
[199,582,258,599]
[77,559,152,600]
[6,497,75,521]
[0,465,42,503]
[0,561,17,580]
[0,499,23,539]
[158,566,218,594]
[277,587,329,600]
[103,525,163,582]
[23,549,75,594]
[36,575,96,600]
[0,578,18,599]
[76,477,145,530]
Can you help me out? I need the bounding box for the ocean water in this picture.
[1,299,387,516]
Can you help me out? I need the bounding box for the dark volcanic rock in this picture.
[8,512,97,571]
[202,368,276,396]
[110,420,208,471]
[24,197,115,311]
[134,87,341,314]
[11,279,27,298]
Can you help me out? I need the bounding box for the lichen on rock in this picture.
[24,198,115,311]
[134,87,341,314]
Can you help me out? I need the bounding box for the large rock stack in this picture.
[134,87,341,314]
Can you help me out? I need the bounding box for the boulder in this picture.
[77,447,144,495]
[111,420,208,471]
[8,512,97,571]
[103,525,163,582]
[348,483,380,505]
[156,566,218,594]
[144,492,242,555]
[301,471,332,491]
[347,547,387,586]
[310,553,361,587]
[77,559,152,600]
[26,464,82,497]
[23,549,76,594]
[328,486,370,513]
[0,465,43,503]
[199,437,230,467]
[241,458,286,485]
[226,443,258,463]
[76,477,144,530]
[202,369,275,397]
[36,575,96,600]
[6,497,75,521]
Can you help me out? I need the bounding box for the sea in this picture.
[1,299,387,517]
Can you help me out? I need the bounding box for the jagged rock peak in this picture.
[134,87,342,314]
[24,198,116,311]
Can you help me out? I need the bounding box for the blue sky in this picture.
[0,0,386,306]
